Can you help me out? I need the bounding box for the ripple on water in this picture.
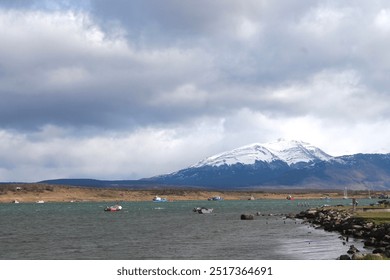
[0,199,375,259]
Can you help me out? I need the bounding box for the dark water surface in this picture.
[0,199,372,259]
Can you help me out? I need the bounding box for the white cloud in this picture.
[374,9,390,32]
[0,120,227,181]
[236,17,262,41]
[297,3,353,38]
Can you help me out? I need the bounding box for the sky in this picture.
[1,0,390,182]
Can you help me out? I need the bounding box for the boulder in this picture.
[339,254,351,260]
[363,222,374,230]
[364,237,377,247]
[347,245,359,254]
[352,225,363,230]
[351,252,365,260]
[305,210,318,218]
[241,214,254,220]
[372,248,385,254]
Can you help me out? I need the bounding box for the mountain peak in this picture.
[192,139,333,167]
[150,140,390,190]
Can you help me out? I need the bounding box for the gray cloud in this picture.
[1,1,390,181]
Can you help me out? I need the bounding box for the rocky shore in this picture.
[294,207,390,260]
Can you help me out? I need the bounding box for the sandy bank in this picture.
[0,183,380,203]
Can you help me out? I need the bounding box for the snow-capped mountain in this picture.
[150,139,390,190]
[40,140,390,190]
[192,139,333,167]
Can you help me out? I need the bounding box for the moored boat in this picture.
[193,207,213,214]
[208,196,223,201]
[153,196,167,202]
[104,205,122,212]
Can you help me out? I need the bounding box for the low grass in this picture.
[362,254,388,260]
[354,211,390,224]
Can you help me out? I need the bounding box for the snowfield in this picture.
[192,139,333,167]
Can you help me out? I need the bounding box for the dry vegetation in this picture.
[0,183,386,203]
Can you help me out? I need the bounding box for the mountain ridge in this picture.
[150,139,390,190]
[34,139,390,190]
[191,139,334,167]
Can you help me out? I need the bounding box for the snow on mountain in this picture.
[192,139,334,167]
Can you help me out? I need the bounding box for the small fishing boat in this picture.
[193,207,213,214]
[208,196,223,201]
[104,205,122,212]
[153,196,167,202]
[286,195,294,200]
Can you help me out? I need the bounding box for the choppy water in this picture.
[0,199,373,259]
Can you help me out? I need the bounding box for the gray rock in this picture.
[339,254,351,260]
[241,214,254,220]
[352,252,365,260]
[347,245,359,254]
[372,248,385,254]
[364,237,377,247]
[352,225,363,230]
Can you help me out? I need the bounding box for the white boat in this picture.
[104,205,122,212]
[12,200,19,204]
[153,196,167,202]
[36,200,44,203]
[208,196,223,201]
[193,207,213,214]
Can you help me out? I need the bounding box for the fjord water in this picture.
[0,199,371,260]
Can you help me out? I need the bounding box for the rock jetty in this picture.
[294,207,390,260]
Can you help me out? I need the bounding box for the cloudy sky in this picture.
[1,0,390,182]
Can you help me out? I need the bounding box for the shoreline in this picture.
[294,206,390,259]
[0,183,386,203]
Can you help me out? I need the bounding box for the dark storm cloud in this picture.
[2,1,390,181]
[2,0,390,133]
[0,7,217,131]
[91,0,390,91]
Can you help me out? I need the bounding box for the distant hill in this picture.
[37,178,161,189]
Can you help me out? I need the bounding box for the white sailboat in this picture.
[343,187,348,199]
